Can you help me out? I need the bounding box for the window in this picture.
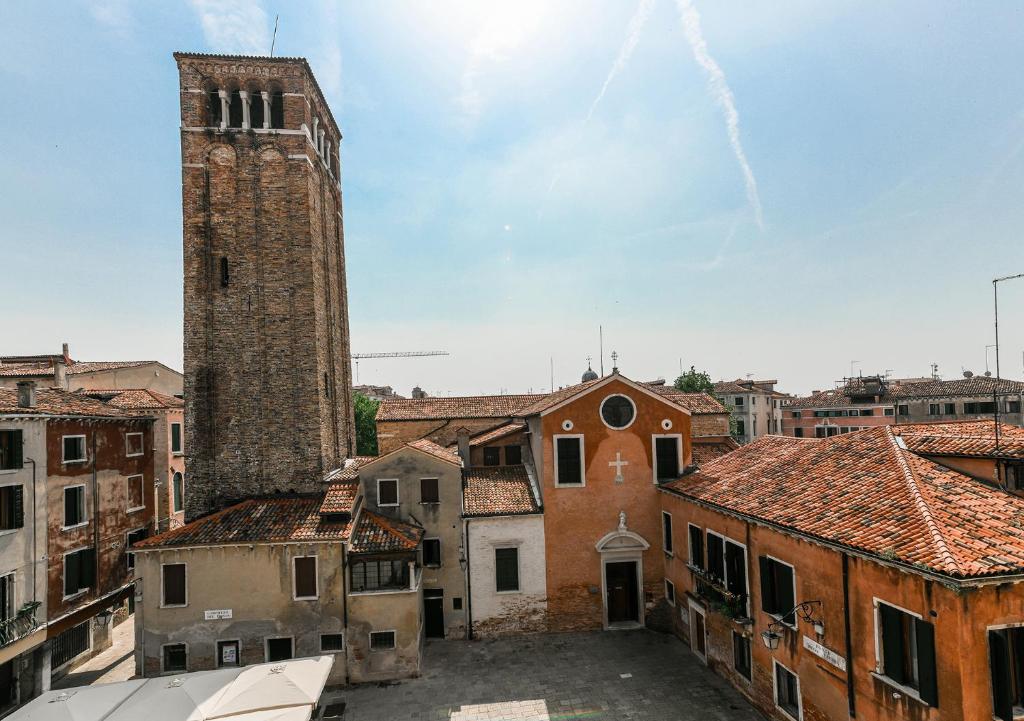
[883,408,894,416]
[220,257,230,287]
[63,485,86,527]
[600,395,636,429]
[733,632,752,681]
[369,631,395,650]
[735,420,745,437]
[665,579,675,606]
[419,477,439,504]
[126,474,144,512]
[125,432,143,457]
[791,411,801,418]
[793,428,804,438]
[928,403,941,416]
[0,430,22,471]
[760,556,796,625]
[861,408,874,417]
[266,637,293,662]
[320,634,344,653]
[990,627,1024,720]
[170,423,182,454]
[423,539,441,567]
[377,479,398,506]
[662,512,673,554]
[63,547,95,597]
[62,435,86,463]
[774,661,801,720]
[688,525,704,570]
[554,436,584,486]
[1007,401,1022,414]
[876,601,938,705]
[723,539,748,609]
[897,405,910,416]
[1006,463,1024,491]
[161,563,187,606]
[453,597,463,610]
[495,547,519,592]
[293,556,318,599]
[734,396,745,406]
[815,425,839,438]
[965,401,997,414]
[172,472,184,513]
[163,644,187,673]
[350,559,409,592]
[0,574,14,623]
[125,528,148,570]
[706,532,725,581]
[504,445,522,465]
[0,485,24,531]
[483,447,500,466]
[654,436,680,482]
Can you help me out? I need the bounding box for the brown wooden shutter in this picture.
[12,486,24,529]
[79,548,96,590]
[990,630,1013,721]
[916,618,938,707]
[880,604,906,684]
[294,557,317,598]
[163,564,186,605]
[759,556,775,614]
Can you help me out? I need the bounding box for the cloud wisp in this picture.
[586,0,656,122]
[189,0,271,55]
[676,0,764,230]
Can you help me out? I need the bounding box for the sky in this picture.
[3,0,1024,397]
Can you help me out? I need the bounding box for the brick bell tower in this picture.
[175,53,355,520]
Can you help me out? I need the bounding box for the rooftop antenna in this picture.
[850,360,860,378]
[599,326,604,376]
[986,344,997,374]
[270,14,280,56]
[550,357,554,392]
[930,362,939,380]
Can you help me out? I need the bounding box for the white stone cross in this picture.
[609,452,628,483]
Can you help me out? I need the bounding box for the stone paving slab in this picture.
[335,630,764,721]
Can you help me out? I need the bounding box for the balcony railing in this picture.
[688,566,749,622]
[0,602,41,648]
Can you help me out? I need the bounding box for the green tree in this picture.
[353,392,380,456]
[673,366,715,394]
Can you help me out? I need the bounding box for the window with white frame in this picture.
[0,573,14,622]
[990,626,1024,720]
[773,660,801,720]
[688,524,704,569]
[266,637,293,662]
[125,432,143,458]
[733,631,752,681]
[63,485,86,527]
[760,556,796,626]
[875,600,938,706]
[369,631,395,650]
[665,578,675,606]
[161,563,187,607]
[170,422,183,454]
[662,511,673,554]
[62,435,86,463]
[126,475,144,512]
[293,556,318,600]
[554,436,584,486]
[654,435,681,482]
[377,479,399,506]
[63,547,95,597]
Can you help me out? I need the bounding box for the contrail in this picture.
[586,0,657,122]
[676,0,764,230]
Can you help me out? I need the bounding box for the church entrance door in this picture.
[605,561,639,624]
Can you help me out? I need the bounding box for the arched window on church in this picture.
[270,91,285,129]
[228,90,244,128]
[207,89,222,127]
[249,89,265,129]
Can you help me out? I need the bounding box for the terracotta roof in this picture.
[692,437,740,465]
[81,389,183,410]
[645,385,727,414]
[891,421,1024,459]
[376,394,543,421]
[349,510,423,554]
[788,376,1024,409]
[663,426,1024,579]
[133,496,351,549]
[463,465,541,517]
[408,438,462,465]
[0,389,142,418]
[0,360,163,378]
[469,422,526,447]
[514,379,606,417]
[323,457,375,483]
[320,481,359,515]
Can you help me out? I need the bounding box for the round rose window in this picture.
[600,394,636,429]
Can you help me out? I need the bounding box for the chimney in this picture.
[16,381,36,409]
[456,427,470,467]
[53,357,67,389]
[62,342,71,364]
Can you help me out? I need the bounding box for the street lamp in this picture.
[760,600,824,651]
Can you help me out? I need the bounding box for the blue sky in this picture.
[3,0,1024,396]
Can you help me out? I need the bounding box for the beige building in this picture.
[0,345,183,397]
[713,378,787,444]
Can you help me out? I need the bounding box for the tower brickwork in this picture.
[175,53,355,520]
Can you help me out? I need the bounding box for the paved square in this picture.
[337,630,764,721]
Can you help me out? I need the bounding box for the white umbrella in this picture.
[208,708,311,721]
[105,667,243,721]
[11,680,147,721]
[205,657,332,719]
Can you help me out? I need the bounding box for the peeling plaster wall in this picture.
[467,514,547,638]
[133,542,347,684]
[345,585,422,683]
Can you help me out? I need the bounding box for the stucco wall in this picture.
[360,450,466,638]
[133,542,348,684]
[376,418,505,455]
[152,410,186,532]
[346,581,422,683]
[66,365,184,396]
[467,514,547,638]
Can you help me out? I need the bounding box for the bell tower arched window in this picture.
[207,89,223,128]
[270,91,284,129]
[228,90,243,128]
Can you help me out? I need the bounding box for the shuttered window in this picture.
[733,632,752,680]
[878,602,938,706]
[162,563,187,606]
[64,547,95,597]
[724,540,747,603]
[504,445,522,465]
[293,556,317,599]
[0,431,22,471]
[62,436,86,463]
[495,547,519,592]
[0,486,24,531]
[63,486,86,527]
[555,437,583,485]
[774,662,801,719]
[662,512,673,554]
[377,479,399,506]
[759,556,796,625]
[483,447,500,466]
[989,628,1024,721]
[688,525,704,569]
[420,478,439,504]
[170,423,182,454]
[655,437,680,481]
[706,533,725,582]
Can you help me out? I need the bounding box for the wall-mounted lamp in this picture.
[760,600,823,651]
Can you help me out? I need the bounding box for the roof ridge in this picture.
[884,426,961,575]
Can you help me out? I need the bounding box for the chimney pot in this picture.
[16,381,36,409]
[456,427,470,466]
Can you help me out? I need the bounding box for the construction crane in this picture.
[350,351,449,383]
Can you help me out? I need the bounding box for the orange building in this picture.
[660,421,1024,721]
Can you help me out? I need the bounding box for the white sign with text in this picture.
[803,635,847,672]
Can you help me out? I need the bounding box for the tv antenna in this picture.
[270,15,280,56]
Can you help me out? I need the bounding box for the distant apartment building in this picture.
[0,344,183,397]
[353,384,404,402]
[0,382,157,708]
[783,373,1024,438]
[713,379,787,444]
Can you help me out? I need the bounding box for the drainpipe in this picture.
[24,458,37,604]
[341,543,349,684]
[464,519,473,640]
[842,553,856,718]
[91,431,100,594]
